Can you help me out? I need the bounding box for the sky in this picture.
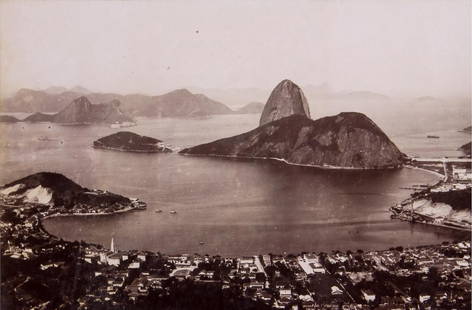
[0,0,470,98]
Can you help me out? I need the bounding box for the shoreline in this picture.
[180,153,402,171]
[403,164,445,179]
[93,145,172,154]
[41,205,142,220]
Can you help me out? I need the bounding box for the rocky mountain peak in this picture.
[71,96,92,108]
[259,79,311,126]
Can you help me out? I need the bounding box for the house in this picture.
[239,256,254,265]
[107,253,122,266]
[198,270,215,279]
[452,167,472,181]
[262,255,271,266]
[249,281,265,289]
[362,289,376,303]
[331,286,343,295]
[279,288,292,298]
[275,280,290,290]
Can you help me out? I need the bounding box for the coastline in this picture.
[180,153,402,171]
[403,164,445,179]
[41,205,141,220]
[93,145,172,153]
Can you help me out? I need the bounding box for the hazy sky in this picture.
[0,0,470,97]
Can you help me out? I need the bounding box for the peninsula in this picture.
[180,80,405,169]
[0,172,146,214]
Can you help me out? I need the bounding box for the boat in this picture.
[427,135,440,139]
[199,241,205,245]
[110,121,137,129]
[38,136,54,141]
[155,209,162,213]
[169,210,177,214]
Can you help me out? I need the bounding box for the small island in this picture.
[93,131,172,153]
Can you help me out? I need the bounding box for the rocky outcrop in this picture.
[53,96,93,123]
[259,80,310,126]
[181,113,405,169]
[93,131,172,153]
[53,97,133,124]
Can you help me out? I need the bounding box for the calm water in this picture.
[0,114,470,255]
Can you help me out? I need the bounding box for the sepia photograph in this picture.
[0,0,470,309]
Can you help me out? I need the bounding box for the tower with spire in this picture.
[110,237,115,253]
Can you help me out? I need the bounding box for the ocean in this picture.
[0,114,469,255]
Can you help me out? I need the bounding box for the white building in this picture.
[452,167,472,181]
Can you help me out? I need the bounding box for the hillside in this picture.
[431,188,471,211]
[0,172,130,208]
[142,89,233,117]
[53,97,133,124]
[0,115,20,123]
[23,113,55,122]
[181,113,405,169]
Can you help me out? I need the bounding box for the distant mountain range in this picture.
[2,85,470,134]
[1,87,235,118]
[18,96,134,125]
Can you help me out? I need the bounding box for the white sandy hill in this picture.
[414,199,452,218]
[413,198,471,223]
[1,184,53,205]
[0,183,24,195]
[23,185,53,204]
[0,183,52,204]
[449,210,472,224]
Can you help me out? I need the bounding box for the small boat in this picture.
[427,135,440,139]
[199,241,205,245]
[155,209,162,213]
[169,210,177,214]
[38,136,53,141]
